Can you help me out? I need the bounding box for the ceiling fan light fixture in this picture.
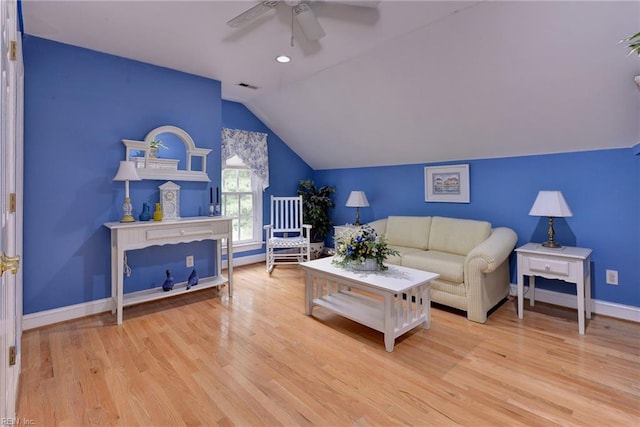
[293,2,326,41]
[276,55,291,63]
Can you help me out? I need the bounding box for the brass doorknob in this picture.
[0,253,20,276]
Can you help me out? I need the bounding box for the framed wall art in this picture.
[424,164,470,203]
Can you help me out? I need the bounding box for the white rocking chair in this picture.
[264,195,312,273]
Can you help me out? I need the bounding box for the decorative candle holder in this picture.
[153,202,163,221]
[215,204,221,216]
[208,203,215,217]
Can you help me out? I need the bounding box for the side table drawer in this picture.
[146,225,216,241]
[525,256,570,277]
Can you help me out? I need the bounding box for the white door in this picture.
[0,0,22,419]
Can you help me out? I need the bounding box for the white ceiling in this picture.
[21,1,640,170]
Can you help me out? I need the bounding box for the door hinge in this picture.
[9,41,16,61]
[9,346,15,366]
[9,193,16,213]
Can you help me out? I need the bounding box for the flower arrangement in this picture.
[332,224,399,271]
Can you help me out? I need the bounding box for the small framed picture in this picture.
[425,164,470,203]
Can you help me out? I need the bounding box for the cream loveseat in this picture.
[368,216,517,323]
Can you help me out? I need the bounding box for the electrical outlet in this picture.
[606,269,618,285]
[186,255,194,268]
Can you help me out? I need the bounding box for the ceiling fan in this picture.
[226,1,381,42]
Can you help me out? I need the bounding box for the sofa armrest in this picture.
[464,227,517,274]
[464,227,517,323]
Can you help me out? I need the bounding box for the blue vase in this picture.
[186,269,198,289]
[139,203,151,221]
[162,269,175,292]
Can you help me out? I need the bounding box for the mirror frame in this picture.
[122,125,212,182]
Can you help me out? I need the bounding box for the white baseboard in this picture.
[509,284,640,323]
[23,298,113,330]
[23,253,268,330]
[222,253,265,269]
[24,265,638,331]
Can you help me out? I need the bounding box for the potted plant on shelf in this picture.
[621,32,640,91]
[297,179,336,259]
[149,138,167,158]
[622,32,640,56]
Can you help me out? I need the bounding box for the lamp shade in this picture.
[345,191,369,208]
[113,161,141,182]
[528,191,573,217]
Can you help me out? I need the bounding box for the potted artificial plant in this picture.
[622,32,640,90]
[297,179,336,259]
[622,31,640,56]
[149,138,167,158]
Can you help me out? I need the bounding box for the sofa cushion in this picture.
[385,216,432,250]
[386,245,424,266]
[402,250,465,283]
[428,216,491,256]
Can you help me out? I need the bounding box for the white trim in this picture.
[222,253,265,269]
[509,284,640,323]
[222,241,264,255]
[23,253,267,330]
[23,298,114,331]
[25,270,637,331]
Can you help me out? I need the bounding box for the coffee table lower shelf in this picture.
[313,290,385,332]
[302,257,438,352]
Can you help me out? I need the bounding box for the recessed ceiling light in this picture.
[276,55,291,63]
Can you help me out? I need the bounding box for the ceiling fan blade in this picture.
[294,2,326,41]
[327,1,381,8]
[226,1,279,28]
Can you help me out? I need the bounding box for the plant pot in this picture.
[310,241,324,260]
[349,259,379,271]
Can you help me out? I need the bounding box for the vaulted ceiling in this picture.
[21,1,640,170]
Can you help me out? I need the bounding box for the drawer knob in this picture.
[545,265,550,271]
[180,230,185,235]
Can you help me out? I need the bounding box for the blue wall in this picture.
[21,34,639,316]
[22,36,313,315]
[315,148,640,307]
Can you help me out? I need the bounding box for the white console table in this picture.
[104,216,233,325]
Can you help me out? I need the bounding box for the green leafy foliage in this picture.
[297,179,336,242]
[622,31,640,56]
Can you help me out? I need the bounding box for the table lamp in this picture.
[113,161,141,222]
[346,191,369,226]
[528,190,573,248]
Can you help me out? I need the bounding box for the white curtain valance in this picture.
[221,128,269,190]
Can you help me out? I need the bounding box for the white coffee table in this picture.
[300,257,439,352]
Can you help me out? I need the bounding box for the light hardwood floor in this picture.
[18,263,640,426]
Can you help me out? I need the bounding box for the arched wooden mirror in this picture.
[122,125,211,182]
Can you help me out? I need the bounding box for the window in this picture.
[222,155,263,251]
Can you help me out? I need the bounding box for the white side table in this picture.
[515,243,592,334]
